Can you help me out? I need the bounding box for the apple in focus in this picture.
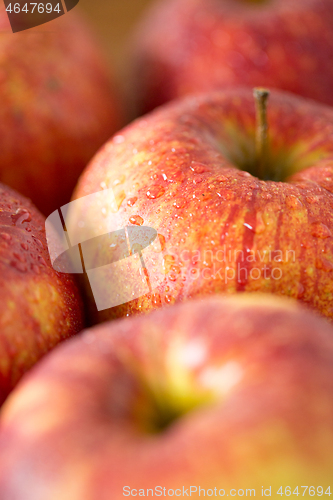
[69,88,333,323]
[0,4,122,215]
[133,0,333,114]
[0,294,332,499]
[0,182,84,406]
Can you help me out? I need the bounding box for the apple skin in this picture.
[0,5,122,216]
[133,0,333,114]
[0,182,84,406]
[70,88,333,323]
[0,294,333,499]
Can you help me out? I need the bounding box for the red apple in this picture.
[0,4,122,216]
[67,88,333,323]
[0,294,333,499]
[133,0,333,114]
[0,182,84,406]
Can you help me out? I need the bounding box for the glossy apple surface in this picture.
[0,294,332,499]
[0,5,122,215]
[70,89,333,322]
[0,182,84,405]
[134,0,333,114]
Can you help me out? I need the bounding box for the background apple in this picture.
[0,294,332,499]
[0,4,122,216]
[77,0,154,120]
[133,0,333,114]
[0,182,84,406]
[69,88,333,323]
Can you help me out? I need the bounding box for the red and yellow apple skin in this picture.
[0,295,333,500]
[71,89,333,323]
[0,5,122,216]
[0,183,84,406]
[133,0,333,114]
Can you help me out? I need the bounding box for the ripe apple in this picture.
[0,182,84,406]
[0,294,333,499]
[0,4,122,216]
[133,0,333,114]
[68,88,333,323]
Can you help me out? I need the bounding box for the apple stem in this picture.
[253,88,270,180]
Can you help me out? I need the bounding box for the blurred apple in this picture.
[69,88,333,323]
[133,0,333,114]
[0,294,332,499]
[0,182,84,405]
[0,4,122,215]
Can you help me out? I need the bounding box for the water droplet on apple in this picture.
[127,197,138,207]
[261,192,272,200]
[168,273,177,282]
[217,189,233,200]
[311,222,332,239]
[173,199,187,209]
[306,195,319,205]
[238,171,252,178]
[163,254,175,274]
[13,251,26,263]
[20,242,29,250]
[146,185,165,199]
[113,175,126,186]
[192,253,200,265]
[255,212,266,234]
[158,234,166,251]
[151,292,162,307]
[164,294,172,304]
[0,232,11,241]
[38,256,47,267]
[32,237,44,250]
[12,209,31,226]
[316,257,333,272]
[10,260,27,273]
[193,177,203,184]
[190,162,208,174]
[285,195,303,210]
[129,215,144,226]
[115,190,126,209]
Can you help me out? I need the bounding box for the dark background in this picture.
[77,0,154,92]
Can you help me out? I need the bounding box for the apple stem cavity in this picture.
[253,88,270,180]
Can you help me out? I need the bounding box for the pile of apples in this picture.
[1,0,333,498]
